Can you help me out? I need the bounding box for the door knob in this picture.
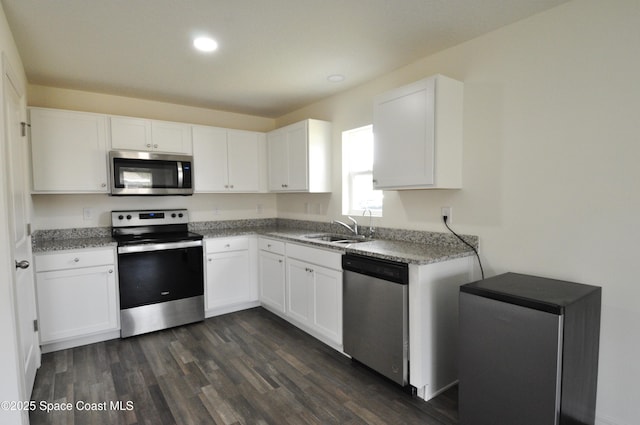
[15,260,30,270]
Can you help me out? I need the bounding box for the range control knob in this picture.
[118,215,124,220]
[126,215,132,220]
[178,213,184,218]
[171,213,177,218]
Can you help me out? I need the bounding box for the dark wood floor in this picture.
[30,307,458,425]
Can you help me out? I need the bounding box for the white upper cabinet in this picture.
[267,119,331,192]
[110,116,192,154]
[193,125,228,192]
[373,74,463,189]
[29,107,109,193]
[151,120,192,154]
[228,130,265,192]
[192,125,265,192]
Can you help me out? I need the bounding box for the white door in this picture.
[227,130,260,192]
[4,59,40,398]
[267,128,289,191]
[258,250,286,313]
[285,121,308,191]
[206,250,251,310]
[312,265,342,345]
[286,258,312,325]
[192,125,228,192]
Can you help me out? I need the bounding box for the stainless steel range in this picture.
[112,209,204,337]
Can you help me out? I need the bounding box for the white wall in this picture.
[32,193,277,230]
[276,1,640,423]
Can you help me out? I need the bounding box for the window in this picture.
[342,125,383,216]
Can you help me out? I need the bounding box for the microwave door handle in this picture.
[177,161,184,188]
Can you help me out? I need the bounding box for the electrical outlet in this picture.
[213,206,219,215]
[256,204,263,214]
[441,206,452,223]
[83,207,93,221]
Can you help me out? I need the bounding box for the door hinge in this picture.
[33,319,38,332]
[21,122,31,137]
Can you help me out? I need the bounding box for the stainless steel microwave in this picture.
[109,151,194,196]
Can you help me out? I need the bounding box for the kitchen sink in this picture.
[303,233,368,245]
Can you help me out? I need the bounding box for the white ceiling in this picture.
[2,0,568,118]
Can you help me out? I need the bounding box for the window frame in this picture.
[341,125,382,217]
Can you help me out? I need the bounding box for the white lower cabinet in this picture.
[258,238,343,349]
[205,236,258,316]
[286,258,312,323]
[34,247,119,352]
[284,243,343,348]
[258,238,286,314]
[312,264,342,345]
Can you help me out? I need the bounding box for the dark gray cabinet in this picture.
[459,272,601,425]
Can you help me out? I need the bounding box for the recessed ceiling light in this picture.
[327,74,345,83]
[193,36,218,53]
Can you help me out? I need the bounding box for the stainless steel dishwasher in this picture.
[342,253,410,386]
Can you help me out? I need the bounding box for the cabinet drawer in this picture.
[35,248,116,272]
[259,238,285,255]
[285,242,342,270]
[206,236,249,253]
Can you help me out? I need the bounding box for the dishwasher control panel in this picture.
[342,254,408,284]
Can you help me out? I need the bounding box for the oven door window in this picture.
[114,158,178,189]
[118,246,203,309]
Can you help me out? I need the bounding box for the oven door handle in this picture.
[118,239,202,254]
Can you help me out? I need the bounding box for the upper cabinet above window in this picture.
[110,116,192,155]
[373,74,463,190]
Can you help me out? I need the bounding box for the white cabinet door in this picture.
[258,250,286,314]
[284,254,342,346]
[36,265,118,343]
[374,78,435,188]
[227,129,260,192]
[267,127,289,191]
[151,120,192,154]
[110,116,192,154]
[193,126,262,192]
[266,119,331,192]
[30,108,109,193]
[312,265,342,345]
[373,74,463,189]
[110,116,152,151]
[286,258,313,325]
[193,125,229,192]
[285,121,309,191]
[206,250,253,310]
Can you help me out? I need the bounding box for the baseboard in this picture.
[596,414,625,425]
[41,329,121,353]
[205,300,260,318]
[416,379,458,401]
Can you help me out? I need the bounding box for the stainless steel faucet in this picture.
[332,216,359,236]
[363,209,375,238]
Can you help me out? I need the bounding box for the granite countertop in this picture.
[33,236,117,253]
[256,229,476,264]
[33,219,477,265]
